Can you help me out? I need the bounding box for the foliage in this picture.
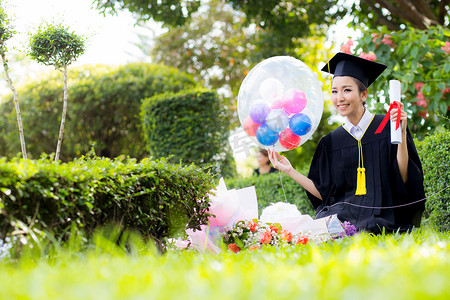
[94,0,201,26]
[141,88,236,178]
[0,63,198,160]
[0,229,449,299]
[348,25,450,138]
[150,0,254,105]
[416,127,450,232]
[225,171,314,216]
[29,23,85,70]
[0,155,216,252]
[352,0,448,31]
[0,4,13,44]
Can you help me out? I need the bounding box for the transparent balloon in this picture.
[237,56,324,152]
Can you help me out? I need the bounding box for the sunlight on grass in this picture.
[0,229,449,299]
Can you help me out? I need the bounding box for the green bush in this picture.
[0,155,215,250]
[141,88,236,178]
[416,127,450,231]
[225,171,314,217]
[0,63,198,160]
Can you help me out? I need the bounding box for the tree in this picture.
[149,0,254,104]
[343,25,449,138]
[0,5,27,159]
[353,0,449,31]
[29,24,85,162]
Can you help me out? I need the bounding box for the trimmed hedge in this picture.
[0,63,198,160]
[416,128,450,231]
[141,88,236,178]
[225,171,314,217]
[0,155,215,250]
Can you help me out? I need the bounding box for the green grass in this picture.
[0,229,449,299]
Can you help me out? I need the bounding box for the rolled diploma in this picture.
[389,80,402,144]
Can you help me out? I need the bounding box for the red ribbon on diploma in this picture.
[375,101,401,134]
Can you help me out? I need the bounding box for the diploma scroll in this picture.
[389,80,402,144]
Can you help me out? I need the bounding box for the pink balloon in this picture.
[283,89,307,114]
[243,116,260,137]
[270,98,284,110]
[279,128,301,150]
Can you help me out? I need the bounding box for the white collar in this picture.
[343,108,373,137]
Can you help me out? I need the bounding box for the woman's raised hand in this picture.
[268,149,293,174]
[390,101,407,136]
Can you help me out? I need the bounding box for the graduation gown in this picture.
[307,114,425,234]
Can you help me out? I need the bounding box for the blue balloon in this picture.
[256,123,279,146]
[289,113,312,136]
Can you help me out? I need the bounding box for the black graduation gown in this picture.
[307,114,425,234]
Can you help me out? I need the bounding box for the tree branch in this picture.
[393,0,437,28]
[410,0,439,22]
[365,0,402,30]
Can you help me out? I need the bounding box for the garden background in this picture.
[0,0,449,299]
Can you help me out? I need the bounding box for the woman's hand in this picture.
[268,149,293,174]
[390,102,408,137]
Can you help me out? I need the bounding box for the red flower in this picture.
[228,243,241,253]
[414,82,425,91]
[441,41,450,54]
[359,51,377,61]
[260,231,272,244]
[296,235,309,245]
[417,110,428,120]
[281,230,293,242]
[340,39,353,54]
[371,33,381,44]
[269,225,279,233]
[442,87,450,95]
[248,221,258,232]
[381,35,396,48]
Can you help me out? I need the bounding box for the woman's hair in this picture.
[258,148,269,157]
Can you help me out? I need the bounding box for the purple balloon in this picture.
[249,101,270,124]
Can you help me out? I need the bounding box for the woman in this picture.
[254,148,277,176]
[269,52,425,234]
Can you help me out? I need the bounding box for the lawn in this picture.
[0,228,449,299]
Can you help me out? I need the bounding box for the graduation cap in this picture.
[321,52,387,88]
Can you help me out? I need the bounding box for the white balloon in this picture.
[266,109,289,133]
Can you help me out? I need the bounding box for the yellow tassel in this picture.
[355,167,366,195]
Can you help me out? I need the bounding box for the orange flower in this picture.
[228,243,241,253]
[248,221,258,232]
[260,231,272,244]
[296,235,309,245]
[281,229,293,242]
[249,245,260,251]
[269,225,279,233]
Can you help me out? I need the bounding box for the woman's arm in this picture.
[391,102,409,183]
[268,150,322,200]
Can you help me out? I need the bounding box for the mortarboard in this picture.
[321,52,387,88]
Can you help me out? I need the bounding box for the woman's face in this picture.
[331,76,367,120]
[257,152,270,167]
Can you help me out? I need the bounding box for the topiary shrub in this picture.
[141,88,236,178]
[0,63,198,160]
[225,171,314,217]
[0,155,215,251]
[416,127,450,231]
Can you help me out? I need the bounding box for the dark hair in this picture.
[258,148,269,157]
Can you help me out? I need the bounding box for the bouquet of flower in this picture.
[222,220,312,253]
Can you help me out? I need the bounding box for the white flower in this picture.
[260,202,302,224]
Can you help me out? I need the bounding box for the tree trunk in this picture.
[0,49,27,159]
[55,65,68,162]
